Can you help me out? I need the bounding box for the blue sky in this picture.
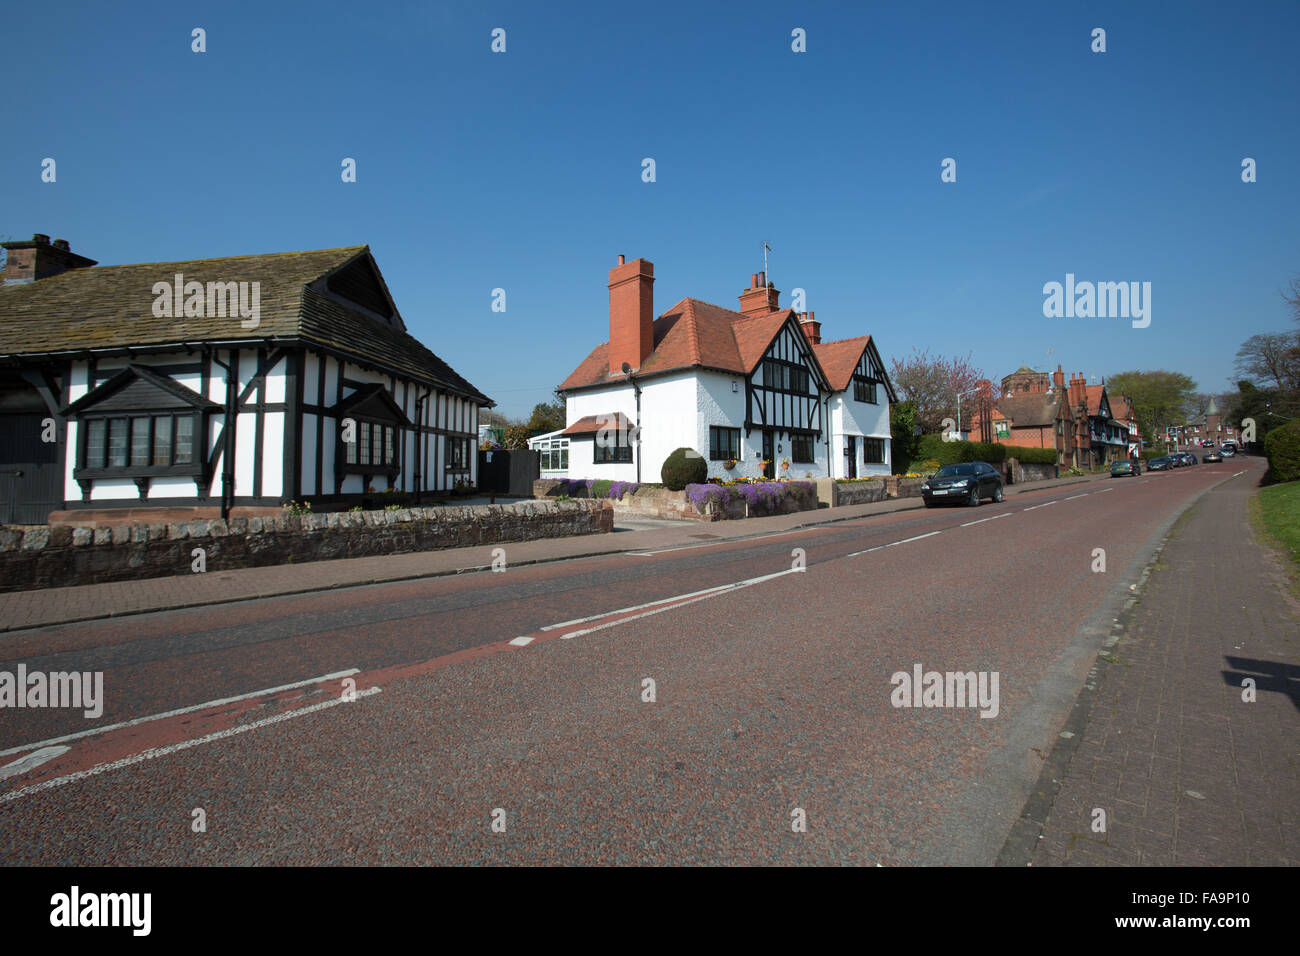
[3,0,1297,418]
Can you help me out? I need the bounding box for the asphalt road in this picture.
[0,462,1260,864]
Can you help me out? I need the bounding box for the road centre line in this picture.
[555,568,801,641]
[1021,500,1059,511]
[961,513,1012,527]
[1064,494,1088,500]
[0,668,363,759]
[0,687,381,805]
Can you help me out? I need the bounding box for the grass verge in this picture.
[1251,479,1300,591]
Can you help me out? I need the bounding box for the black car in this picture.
[1146,456,1172,471]
[1203,450,1223,463]
[921,462,1004,507]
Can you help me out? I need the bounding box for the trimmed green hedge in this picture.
[1264,420,1300,483]
[913,434,1054,467]
[661,447,708,491]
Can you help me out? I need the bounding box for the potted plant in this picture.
[723,458,737,471]
[780,458,790,471]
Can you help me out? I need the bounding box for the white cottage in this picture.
[0,235,490,524]
[556,257,897,484]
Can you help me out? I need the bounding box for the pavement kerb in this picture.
[0,469,1115,633]
[993,463,1261,866]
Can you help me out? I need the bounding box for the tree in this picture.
[526,400,565,433]
[1234,332,1300,392]
[888,348,985,433]
[889,400,921,475]
[1105,370,1197,444]
[481,409,511,427]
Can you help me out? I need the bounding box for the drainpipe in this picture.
[413,386,429,504]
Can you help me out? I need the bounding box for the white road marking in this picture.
[961,513,1012,527]
[1064,494,1088,501]
[0,667,362,759]
[886,531,942,547]
[0,745,71,782]
[1,687,381,805]
[508,636,534,646]
[542,582,739,630]
[1096,488,1113,494]
[557,568,800,641]
[1022,500,1059,511]
[628,528,804,556]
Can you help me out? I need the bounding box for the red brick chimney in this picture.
[738,271,780,317]
[608,254,655,374]
[798,311,821,344]
[1,233,97,286]
[1052,364,1065,391]
[1068,372,1087,408]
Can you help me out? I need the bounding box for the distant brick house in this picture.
[0,234,491,525]
[968,364,1133,468]
[1171,398,1234,448]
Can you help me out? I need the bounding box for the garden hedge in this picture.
[661,447,708,490]
[1264,420,1300,483]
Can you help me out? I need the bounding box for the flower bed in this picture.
[686,480,816,519]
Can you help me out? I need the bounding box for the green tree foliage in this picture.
[502,425,533,449]
[526,401,566,433]
[1264,420,1300,483]
[1105,370,1198,444]
[660,447,707,490]
[889,401,921,475]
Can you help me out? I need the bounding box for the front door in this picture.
[762,431,775,479]
[846,436,857,479]
[0,411,63,525]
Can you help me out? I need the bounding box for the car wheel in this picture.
[992,485,1003,502]
[967,487,980,507]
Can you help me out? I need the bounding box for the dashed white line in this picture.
[1064,494,1088,501]
[887,531,943,547]
[0,745,70,782]
[1022,500,1059,511]
[0,667,362,759]
[961,513,1012,527]
[508,636,535,647]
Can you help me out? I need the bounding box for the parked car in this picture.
[1110,460,1140,477]
[1177,453,1198,465]
[921,462,1004,507]
[1147,456,1173,471]
[1203,450,1223,462]
[1221,443,1237,457]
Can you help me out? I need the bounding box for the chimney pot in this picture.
[32,233,50,244]
[618,254,625,265]
[53,239,69,251]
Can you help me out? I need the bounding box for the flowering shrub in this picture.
[552,478,594,497]
[607,480,640,500]
[686,480,815,517]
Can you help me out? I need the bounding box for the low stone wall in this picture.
[833,478,889,506]
[1005,459,1059,484]
[0,499,613,594]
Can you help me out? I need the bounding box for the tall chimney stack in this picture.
[608,255,655,374]
[798,311,822,345]
[1052,364,1065,391]
[738,270,780,317]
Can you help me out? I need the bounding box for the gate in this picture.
[476,449,540,497]
[0,412,63,525]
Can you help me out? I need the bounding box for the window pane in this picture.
[386,426,395,466]
[560,447,568,469]
[131,417,150,466]
[360,422,371,465]
[175,417,194,464]
[108,418,128,467]
[153,416,172,466]
[87,419,106,468]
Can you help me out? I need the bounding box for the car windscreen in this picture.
[935,464,975,477]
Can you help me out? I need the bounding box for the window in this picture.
[709,426,740,461]
[538,438,569,471]
[594,430,633,463]
[81,411,200,475]
[863,438,886,464]
[853,377,878,404]
[762,359,809,394]
[792,434,814,463]
[341,419,400,471]
[446,436,470,471]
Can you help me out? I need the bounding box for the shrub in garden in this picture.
[661,447,708,490]
[1003,445,1056,465]
[592,479,613,498]
[1264,420,1300,483]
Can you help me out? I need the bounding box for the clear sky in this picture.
[3,0,1297,418]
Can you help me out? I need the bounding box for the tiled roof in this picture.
[562,412,631,436]
[1084,384,1107,417]
[559,298,882,398]
[0,246,491,404]
[813,336,873,391]
[992,393,1059,428]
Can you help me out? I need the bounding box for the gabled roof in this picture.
[562,412,631,436]
[62,363,221,415]
[1084,384,1108,417]
[559,297,889,399]
[0,245,492,404]
[991,393,1059,428]
[334,382,413,426]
